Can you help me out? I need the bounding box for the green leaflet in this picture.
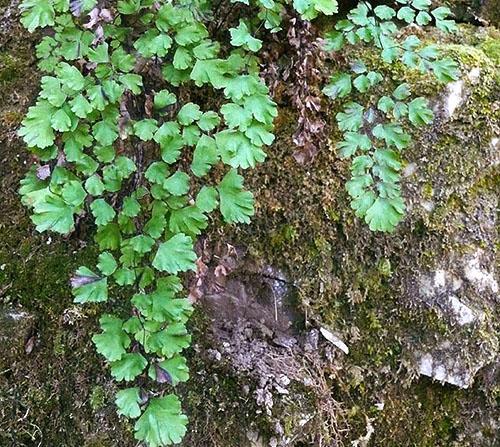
[134,396,188,447]
[365,197,406,232]
[149,355,189,386]
[177,102,202,125]
[57,62,86,92]
[136,321,191,357]
[191,135,218,177]
[134,119,159,141]
[122,196,141,218]
[20,0,55,32]
[134,29,173,58]
[293,0,338,20]
[72,267,108,303]
[97,252,118,276]
[19,100,56,149]
[92,314,130,361]
[374,5,396,20]
[323,73,352,99]
[431,58,459,83]
[40,76,66,107]
[408,97,434,126]
[152,234,197,274]
[221,103,253,130]
[196,186,218,213]
[336,102,364,131]
[372,124,411,150]
[215,130,267,169]
[132,292,192,324]
[154,90,177,109]
[230,20,262,52]
[217,169,254,224]
[30,194,74,233]
[111,353,148,381]
[116,387,142,418]
[197,111,220,131]
[336,132,371,158]
[169,205,208,235]
[93,120,119,146]
[163,171,190,196]
[91,199,116,226]
[70,94,93,118]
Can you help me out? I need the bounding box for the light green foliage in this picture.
[134,395,188,446]
[293,0,338,20]
[111,353,148,381]
[322,0,458,232]
[20,0,56,32]
[230,20,262,52]
[72,267,108,303]
[97,252,118,276]
[92,315,130,361]
[18,1,276,445]
[116,387,142,418]
[19,100,56,149]
[152,234,197,274]
[150,355,190,386]
[217,169,254,224]
[90,199,115,226]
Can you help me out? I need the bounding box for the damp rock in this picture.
[416,268,485,326]
[407,249,498,389]
[246,430,267,447]
[463,249,499,294]
[415,339,497,389]
[436,67,488,120]
[444,79,465,118]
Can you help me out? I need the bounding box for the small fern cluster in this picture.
[322,0,458,231]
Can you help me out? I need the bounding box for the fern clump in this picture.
[322,0,458,231]
[18,0,276,444]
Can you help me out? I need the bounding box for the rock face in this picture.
[186,241,346,446]
[407,249,498,389]
[449,0,500,25]
[0,1,499,446]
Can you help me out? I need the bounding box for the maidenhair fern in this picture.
[19,0,276,444]
[18,0,457,445]
[322,0,458,231]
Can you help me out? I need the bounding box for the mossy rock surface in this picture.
[0,1,499,446]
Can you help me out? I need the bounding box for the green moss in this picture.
[270,223,298,248]
[422,183,434,199]
[53,331,65,355]
[0,110,23,125]
[90,386,106,411]
[374,381,463,446]
[480,37,500,64]
[0,53,22,84]
[377,258,392,277]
